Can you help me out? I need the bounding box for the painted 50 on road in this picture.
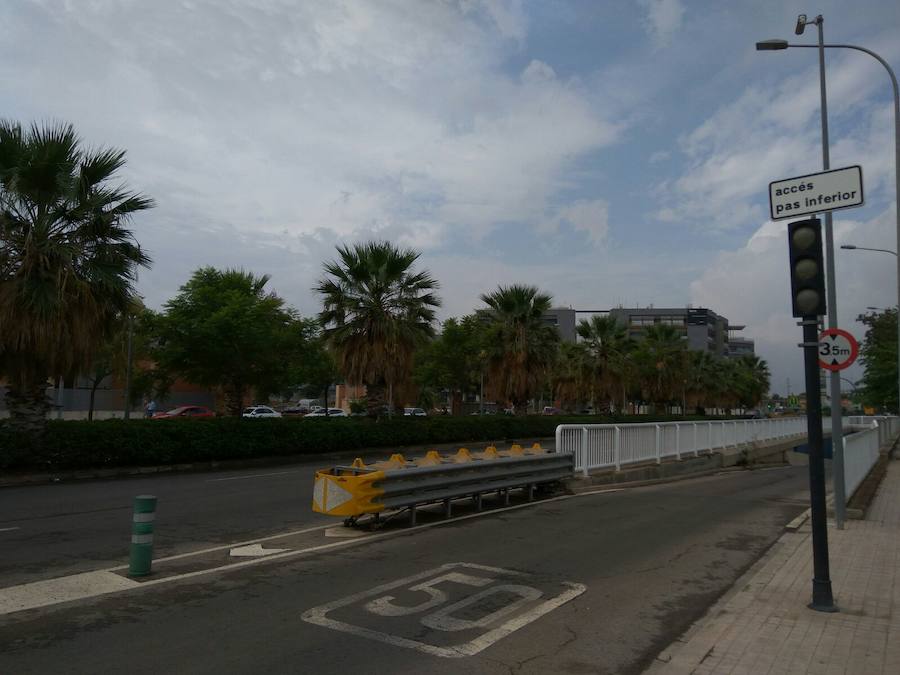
[301,562,586,658]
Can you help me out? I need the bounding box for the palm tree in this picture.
[479,284,559,413]
[316,241,440,416]
[635,324,687,414]
[576,315,633,413]
[734,355,771,409]
[0,121,153,433]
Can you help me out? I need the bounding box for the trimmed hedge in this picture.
[0,414,719,472]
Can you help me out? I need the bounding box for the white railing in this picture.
[843,421,882,501]
[556,417,811,477]
[846,415,900,447]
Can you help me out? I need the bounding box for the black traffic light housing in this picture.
[787,218,827,318]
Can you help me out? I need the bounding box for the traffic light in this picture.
[787,218,826,318]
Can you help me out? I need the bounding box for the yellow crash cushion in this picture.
[311,470,386,517]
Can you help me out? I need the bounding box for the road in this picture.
[0,457,340,587]
[0,465,812,674]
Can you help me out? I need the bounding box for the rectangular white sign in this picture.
[769,165,864,220]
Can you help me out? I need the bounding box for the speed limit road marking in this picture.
[818,328,859,371]
[301,562,586,658]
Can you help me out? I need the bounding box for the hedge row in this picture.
[0,414,719,472]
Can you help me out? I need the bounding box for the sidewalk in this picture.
[646,454,900,675]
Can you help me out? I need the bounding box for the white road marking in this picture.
[0,527,21,533]
[229,544,290,557]
[0,571,139,615]
[301,562,586,658]
[106,522,332,568]
[1,487,618,615]
[206,470,298,482]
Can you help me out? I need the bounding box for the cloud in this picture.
[551,199,610,245]
[638,0,685,48]
[654,40,900,230]
[649,150,670,164]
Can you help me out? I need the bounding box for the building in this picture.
[607,306,754,358]
[728,335,756,358]
[541,308,577,343]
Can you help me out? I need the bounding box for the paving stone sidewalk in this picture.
[646,455,900,675]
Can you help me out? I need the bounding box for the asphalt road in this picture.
[0,457,341,586]
[0,465,812,674]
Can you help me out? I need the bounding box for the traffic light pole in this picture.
[801,317,836,612]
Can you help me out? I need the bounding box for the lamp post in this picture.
[757,13,844,612]
[757,27,900,421]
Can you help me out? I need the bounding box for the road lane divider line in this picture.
[103,522,334,570]
[0,571,140,615]
[0,527,21,532]
[206,471,298,482]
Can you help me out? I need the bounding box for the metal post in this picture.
[810,17,847,530]
[655,424,661,464]
[675,424,681,460]
[614,426,621,471]
[124,314,134,420]
[801,318,837,612]
[128,495,156,577]
[581,427,589,478]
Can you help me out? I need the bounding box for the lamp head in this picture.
[795,14,808,35]
[756,39,789,50]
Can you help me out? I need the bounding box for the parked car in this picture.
[304,408,347,418]
[152,405,215,419]
[242,405,282,418]
[281,405,309,416]
[542,406,564,416]
[404,407,427,417]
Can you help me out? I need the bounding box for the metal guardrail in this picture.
[311,444,573,525]
[556,417,816,477]
[846,415,900,447]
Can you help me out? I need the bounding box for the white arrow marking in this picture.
[229,544,290,558]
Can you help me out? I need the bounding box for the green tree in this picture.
[733,355,771,409]
[156,268,303,416]
[858,308,898,412]
[634,324,687,413]
[316,241,440,417]
[479,284,559,414]
[414,315,488,415]
[0,121,153,433]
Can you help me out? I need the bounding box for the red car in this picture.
[152,405,216,419]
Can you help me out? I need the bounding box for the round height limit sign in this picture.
[818,328,859,372]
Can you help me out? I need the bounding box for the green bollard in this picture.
[128,495,157,577]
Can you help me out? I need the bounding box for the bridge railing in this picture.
[556,417,810,477]
[843,421,883,502]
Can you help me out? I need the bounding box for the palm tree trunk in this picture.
[5,372,51,435]
[367,381,386,418]
[88,379,101,421]
[224,381,244,417]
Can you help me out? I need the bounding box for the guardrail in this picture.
[311,444,573,526]
[843,421,882,501]
[556,417,815,477]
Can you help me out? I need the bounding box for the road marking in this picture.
[0,571,139,615]
[0,527,21,533]
[229,544,290,557]
[301,562,586,658]
[206,470,298,482]
[0,488,618,614]
[106,522,333,568]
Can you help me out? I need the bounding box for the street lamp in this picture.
[757,13,841,612]
[757,22,900,427]
[841,244,897,256]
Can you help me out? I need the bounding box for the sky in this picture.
[2,0,899,394]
